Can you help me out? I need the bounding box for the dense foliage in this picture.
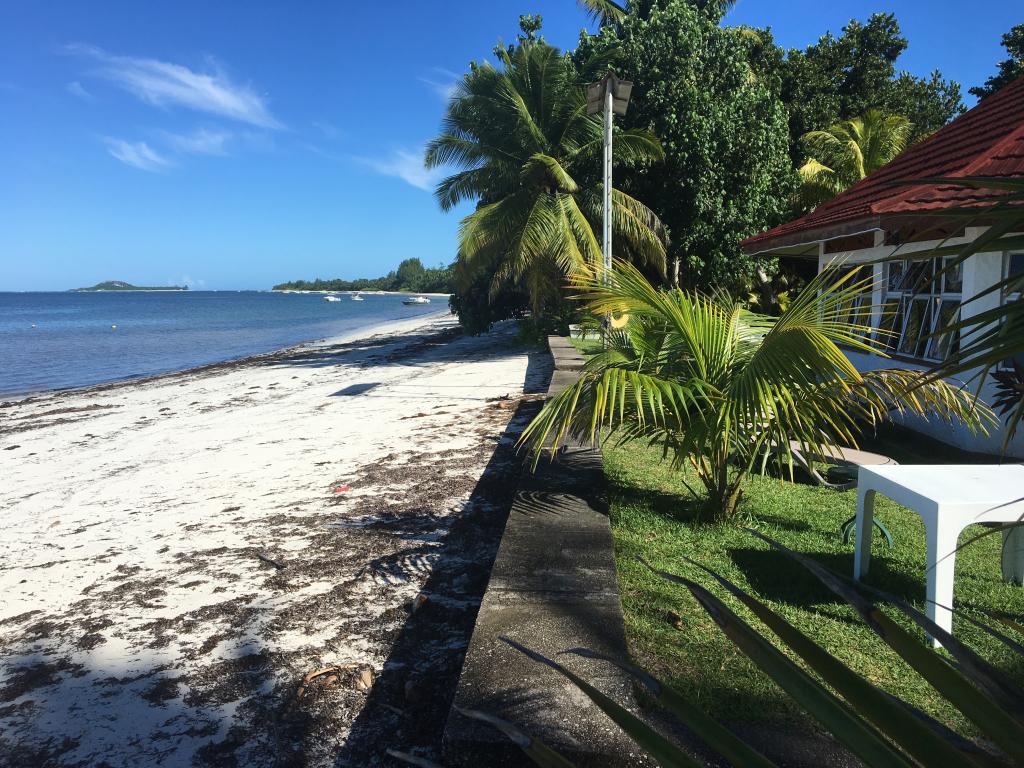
[575,0,794,291]
[970,24,1024,100]
[776,13,963,160]
[272,258,454,293]
[797,108,911,211]
[425,19,666,332]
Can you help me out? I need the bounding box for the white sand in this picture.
[0,314,542,766]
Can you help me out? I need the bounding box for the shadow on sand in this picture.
[328,362,551,766]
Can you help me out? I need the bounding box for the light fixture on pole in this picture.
[586,72,632,339]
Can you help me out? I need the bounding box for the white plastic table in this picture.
[853,464,1024,645]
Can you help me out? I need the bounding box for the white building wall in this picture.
[817,233,1024,459]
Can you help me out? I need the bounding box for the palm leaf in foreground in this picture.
[476,537,1023,767]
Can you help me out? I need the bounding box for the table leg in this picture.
[854,487,876,580]
[925,516,959,647]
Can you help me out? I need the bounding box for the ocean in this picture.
[0,291,445,397]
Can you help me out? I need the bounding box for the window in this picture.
[831,264,872,327]
[1000,254,1023,371]
[880,257,962,362]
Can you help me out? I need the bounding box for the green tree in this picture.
[575,0,794,291]
[779,14,962,160]
[576,0,736,23]
[522,262,986,520]
[797,108,912,210]
[971,24,1024,100]
[425,18,666,325]
[395,258,426,291]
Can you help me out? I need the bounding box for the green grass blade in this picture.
[636,560,913,768]
[500,637,701,768]
[746,530,1024,764]
[564,648,778,768]
[453,707,578,768]
[671,555,979,767]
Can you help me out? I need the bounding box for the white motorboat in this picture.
[323,295,342,302]
[402,295,431,305]
[351,292,364,301]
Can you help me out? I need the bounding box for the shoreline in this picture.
[0,308,453,406]
[0,313,549,766]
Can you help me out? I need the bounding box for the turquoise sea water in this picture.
[0,291,444,397]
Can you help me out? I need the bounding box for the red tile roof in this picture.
[742,74,1024,253]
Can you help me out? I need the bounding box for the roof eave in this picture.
[741,216,884,257]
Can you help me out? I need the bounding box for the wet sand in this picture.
[0,314,550,767]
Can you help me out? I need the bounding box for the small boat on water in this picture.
[323,295,342,302]
[402,295,431,305]
[351,292,364,301]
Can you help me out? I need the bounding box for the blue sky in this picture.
[1,1,1017,291]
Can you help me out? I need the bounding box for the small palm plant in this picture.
[798,108,912,210]
[521,262,988,521]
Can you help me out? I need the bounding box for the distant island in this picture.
[273,258,453,294]
[71,281,188,292]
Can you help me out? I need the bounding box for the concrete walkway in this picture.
[443,337,650,766]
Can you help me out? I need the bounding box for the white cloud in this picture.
[66,43,281,128]
[418,67,461,101]
[104,138,173,172]
[356,147,442,192]
[312,120,344,140]
[178,275,206,289]
[66,80,93,100]
[162,127,231,155]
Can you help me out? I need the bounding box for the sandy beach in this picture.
[0,313,549,767]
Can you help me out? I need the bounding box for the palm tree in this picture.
[576,0,737,25]
[425,30,666,314]
[798,108,912,210]
[521,262,988,521]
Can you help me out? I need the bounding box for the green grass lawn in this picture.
[604,433,1024,732]
[568,335,602,357]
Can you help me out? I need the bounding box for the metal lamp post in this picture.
[586,72,632,339]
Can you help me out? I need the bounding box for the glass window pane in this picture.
[1008,254,1024,278]
[876,298,901,351]
[898,297,931,357]
[899,259,935,294]
[887,261,905,291]
[942,258,963,293]
[1007,254,1024,299]
[926,299,960,360]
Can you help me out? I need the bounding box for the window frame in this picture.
[881,256,962,363]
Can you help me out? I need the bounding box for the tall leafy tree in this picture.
[970,24,1024,100]
[575,0,794,291]
[425,19,666,329]
[797,108,912,210]
[779,14,962,161]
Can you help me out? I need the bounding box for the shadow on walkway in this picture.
[326,343,551,766]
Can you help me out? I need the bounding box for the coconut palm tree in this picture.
[576,0,737,24]
[521,261,988,521]
[798,108,912,210]
[424,30,666,314]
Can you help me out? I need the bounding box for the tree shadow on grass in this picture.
[727,547,923,611]
[607,481,706,524]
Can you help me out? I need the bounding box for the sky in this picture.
[0,1,1018,291]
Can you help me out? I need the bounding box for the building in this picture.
[741,76,1024,457]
